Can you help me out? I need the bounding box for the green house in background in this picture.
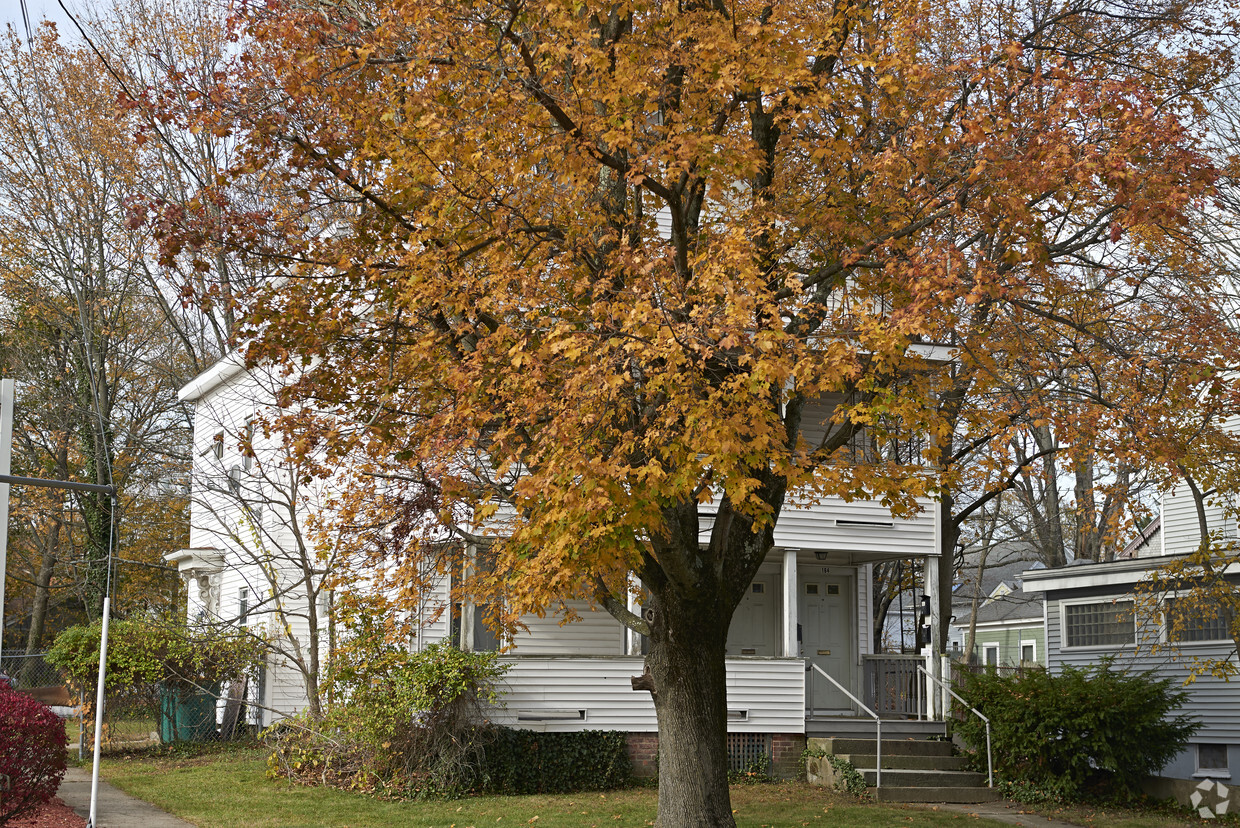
[951,545,1046,668]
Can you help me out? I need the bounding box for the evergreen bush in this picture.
[956,661,1198,801]
[0,688,67,824]
[481,728,631,794]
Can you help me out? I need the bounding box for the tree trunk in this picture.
[871,561,902,653]
[937,493,959,654]
[963,544,989,665]
[23,518,60,656]
[646,591,734,828]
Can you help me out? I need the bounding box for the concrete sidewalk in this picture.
[58,766,196,828]
[914,800,1084,827]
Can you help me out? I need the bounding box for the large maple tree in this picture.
[146,0,1240,822]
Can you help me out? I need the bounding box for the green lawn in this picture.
[98,748,1007,828]
[98,747,1218,828]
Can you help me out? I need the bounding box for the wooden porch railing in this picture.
[861,653,925,719]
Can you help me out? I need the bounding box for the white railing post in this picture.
[917,664,992,788]
[811,664,882,789]
[941,655,951,720]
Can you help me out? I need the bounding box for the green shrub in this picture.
[47,618,260,699]
[267,642,507,798]
[956,662,1198,801]
[481,728,631,794]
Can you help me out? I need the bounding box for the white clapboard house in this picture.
[167,354,951,771]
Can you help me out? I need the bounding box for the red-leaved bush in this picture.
[0,688,67,825]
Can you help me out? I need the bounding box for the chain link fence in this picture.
[0,650,63,689]
[1,650,236,755]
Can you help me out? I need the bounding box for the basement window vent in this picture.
[726,709,749,721]
[726,733,771,773]
[516,709,586,722]
[835,519,895,529]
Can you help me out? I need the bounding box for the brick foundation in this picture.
[624,732,807,780]
[771,733,807,779]
[626,732,659,778]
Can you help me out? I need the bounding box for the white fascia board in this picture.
[178,352,248,403]
[1019,554,1193,594]
[905,342,957,363]
[164,547,226,571]
[967,617,1043,631]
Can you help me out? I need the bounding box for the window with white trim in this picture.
[1198,744,1229,777]
[1165,597,1234,643]
[1063,600,1134,648]
[1020,640,1036,664]
[983,643,999,666]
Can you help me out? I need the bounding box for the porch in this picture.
[489,652,954,735]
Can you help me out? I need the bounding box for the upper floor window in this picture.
[1063,600,1134,648]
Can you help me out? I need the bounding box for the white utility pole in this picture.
[0,378,14,649]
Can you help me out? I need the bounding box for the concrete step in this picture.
[808,736,955,757]
[874,785,1002,804]
[806,717,947,740]
[834,753,971,771]
[859,768,988,788]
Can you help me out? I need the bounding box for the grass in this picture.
[98,746,1009,828]
[1015,801,1238,828]
[97,745,1228,828]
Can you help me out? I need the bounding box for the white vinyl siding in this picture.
[508,601,626,655]
[701,496,937,559]
[490,657,804,734]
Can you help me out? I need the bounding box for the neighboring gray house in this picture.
[951,545,1046,667]
[1023,490,1240,810]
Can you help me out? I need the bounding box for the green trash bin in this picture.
[159,683,220,743]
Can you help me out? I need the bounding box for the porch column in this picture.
[626,576,642,656]
[461,543,476,651]
[923,554,942,719]
[781,548,798,657]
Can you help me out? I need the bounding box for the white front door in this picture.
[727,576,777,656]
[801,577,854,712]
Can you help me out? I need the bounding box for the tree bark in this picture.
[23,518,60,656]
[645,589,734,828]
[963,543,989,664]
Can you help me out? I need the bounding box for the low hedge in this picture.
[481,728,631,794]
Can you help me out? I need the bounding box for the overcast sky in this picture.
[0,0,81,41]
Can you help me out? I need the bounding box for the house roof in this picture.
[1019,552,1200,593]
[950,542,1047,626]
[952,543,1045,604]
[1117,515,1162,559]
[178,352,247,403]
[955,590,1043,626]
